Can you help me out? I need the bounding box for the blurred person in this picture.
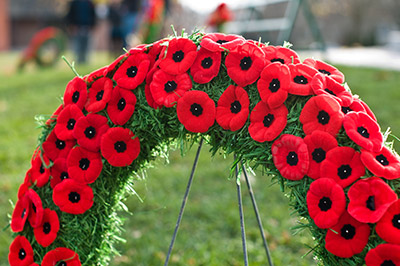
[66,0,96,64]
[108,0,124,56]
[121,0,143,48]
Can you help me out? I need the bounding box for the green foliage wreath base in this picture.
[10,31,400,265]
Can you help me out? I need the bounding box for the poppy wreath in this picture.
[8,30,400,266]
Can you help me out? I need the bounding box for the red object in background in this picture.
[208,3,233,30]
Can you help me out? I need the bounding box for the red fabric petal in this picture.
[288,63,318,95]
[365,244,400,266]
[271,134,309,180]
[177,90,216,133]
[320,146,365,188]
[52,179,93,214]
[42,130,75,161]
[248,101,288,142]
[216,85,249,131]
[50,158,69,188]
[33,208,60,247]
[190,47,221,84]
[63,76,87,109]
[361,146,400,180]
[73,113,110,152]
[303,58,345,84]
[8,235,34,266]
[262,45,300,65]
[42,247,81,266]
[27,189,44,228]
[67,146,103,184]
[107,86,137,125]
[306,178,346,228]
[45,103,63,126]
[304,130,338,179]
[348,176,397,223]
[311,73,353,106]
[85,77,113,113]
[200,33,245,52]
[54,104,84,140]
[159,38,197,75]
[257,62,290,109]
[11,195,30,232]
[29,149,50,187]
[343,111,383,152]
[100,127,141,167]
[376,199,400,244]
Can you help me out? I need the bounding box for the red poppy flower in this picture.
[29,149,50,187]
[304,130,338,179]
[84,66,106,84]
[320,146,365,188]
[248,101,288,142]
[113,50,150,90]
[42,130,75,161]
[85,77,113,113]
[306,178,346,228]
[288,63,318,96]
[33,208,60,247]
[347,176,397,223]
[216,85,249,131]
[361,146,400,180]
[200,33,245,52]
[365,244,400,266]
[299,95,344,136]
[8,235,34,266]
[159,38,197,75]
[63,76,87,109]
[344,111,383,152]
[376,199,400,244]
[225,41,266,87]
[190,47,221,84]
[303,58,345,84]
[177,90,216,133]
[144,62,163,109]
[311,73,353,106]
[105,54,127,77]
[73,114,109,152]
[67,146,103,184]
[107,86,137,125]
[27,189,44,228]
[150,69,192,107]
[41,247,81,266]
[341,97,367,116]
[358,98,377,121]
[11,195,29,232]
[53,179,93,214]
[325,211,370,258]
[46,104,63,126]
[262,45,300,65]
[54,104,84,140]
[50,158,69,188]
[147,38,167,67]
[256,62,290,109]
[100,127,141,167]
[271,134,309,180]
[18,181,30,199]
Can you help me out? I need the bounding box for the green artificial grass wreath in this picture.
[8,30,400,266]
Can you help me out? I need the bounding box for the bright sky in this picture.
[178,0,263,14]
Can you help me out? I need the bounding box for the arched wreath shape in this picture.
[8,31,400,266]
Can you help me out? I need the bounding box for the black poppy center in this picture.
[55,139,66,150]
[312,148,326,163]
[21,208,26,219]
[325,89,336,96]
[317,110,330,125]
[286,151,299,166]
[357,126,370,138]
[126,66,138,78]
[118,97,126,111]
[60,172,69,180]
[263,114,275,128]
[84,126,96,139]
[190,103,203,117]
[201,57,213,69]
[391,214,400,229]
[294,75,308,84]
[114,141,127,153]
[18,248,26,260]
[68,192,80,203]
[172,50,184,62]
[318,69,331,75]
[340,224,356,240]
[67,118,76,130]
[381,260,396,266]
[230,100,242,114]
[43,222,51,234]
[341,106,352,114]
[269,78,280,93]
[39,163,45,174]
[58,261,67,266]
[96,90,104,101]
[216,39,228,44]
[32,203,36,213]
[337,164,352,179]
[79,158,90,171]
[271,58,285,64]
[72,91,80,103]
[376,154,389,166]
[240,56,252,70]
[366,195,376,211]
[164,81,177,93]
[318,196,332,212]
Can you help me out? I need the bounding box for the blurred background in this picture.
[1,0,400,265]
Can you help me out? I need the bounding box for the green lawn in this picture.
[1,51,400,265]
